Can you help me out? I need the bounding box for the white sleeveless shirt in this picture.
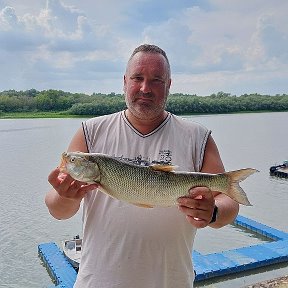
[74,111,210,288]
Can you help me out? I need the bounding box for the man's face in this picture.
[123,52,171,120]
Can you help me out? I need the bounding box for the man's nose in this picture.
[140,79,152,94]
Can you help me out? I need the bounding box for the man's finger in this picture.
[188,186,213,200]
[48,168,61,186]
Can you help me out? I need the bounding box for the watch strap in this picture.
[209,205,218,224]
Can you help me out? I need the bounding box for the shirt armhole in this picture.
[198,130,212,171]
[82,121,90,153]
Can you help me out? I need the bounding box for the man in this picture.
[46,44,239,287]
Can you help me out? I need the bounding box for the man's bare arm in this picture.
[45,127,98,220]
[201,135,239,228]
[177,135,239,228]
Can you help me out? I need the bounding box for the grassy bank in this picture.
[1,110,287,119]
[0,111,87,119]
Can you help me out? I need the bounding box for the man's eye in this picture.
[153,78,164,84]
[133,77,143,81]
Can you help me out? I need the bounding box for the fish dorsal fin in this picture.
[150,164,177,172]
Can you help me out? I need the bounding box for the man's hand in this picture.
[177,187,215,228]
[46,168,98,220]
[48,168,98,201]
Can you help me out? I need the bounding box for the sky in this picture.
[0,0,287,96]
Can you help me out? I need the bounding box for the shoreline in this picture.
[0,112,83,119]
[1,110,287,119]
[245,275,288,288]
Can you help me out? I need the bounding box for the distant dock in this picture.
[270,161,288,178]
[38,215,288,288]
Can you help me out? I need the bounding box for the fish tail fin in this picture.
[225,168,258,206]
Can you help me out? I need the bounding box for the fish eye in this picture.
[70,156,76,162]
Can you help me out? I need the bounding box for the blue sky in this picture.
[0,0,287,95]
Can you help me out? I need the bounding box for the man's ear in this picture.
[123,75,127,92]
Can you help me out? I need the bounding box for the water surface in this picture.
[0,112,287,287]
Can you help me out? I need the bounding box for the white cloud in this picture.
[140,0,288,95]
[0,0,287,95]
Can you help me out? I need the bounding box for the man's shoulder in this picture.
[170,113,207,130]
[85,111,123,125]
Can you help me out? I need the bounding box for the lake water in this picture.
[0,112,287,287]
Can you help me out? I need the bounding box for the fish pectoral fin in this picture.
[150,164,177,172]
[131,203,154,208]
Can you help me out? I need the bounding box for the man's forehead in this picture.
[127,52,168,74]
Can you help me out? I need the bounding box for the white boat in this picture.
[62,235,82,269]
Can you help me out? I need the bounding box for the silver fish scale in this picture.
[94,155,229,207]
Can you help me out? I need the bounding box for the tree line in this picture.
[0,89,287,116]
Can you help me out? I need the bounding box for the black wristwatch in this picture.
[209,205,218,224]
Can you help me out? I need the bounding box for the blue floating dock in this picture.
[38,242,77,288]
[194,215,288,281]
[39,215,288,287]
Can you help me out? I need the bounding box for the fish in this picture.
[60,152,257,207]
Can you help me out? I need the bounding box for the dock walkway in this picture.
[38,215,288,287]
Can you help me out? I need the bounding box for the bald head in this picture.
[126,44,171,78]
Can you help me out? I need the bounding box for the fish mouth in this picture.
[59,152,68,172]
